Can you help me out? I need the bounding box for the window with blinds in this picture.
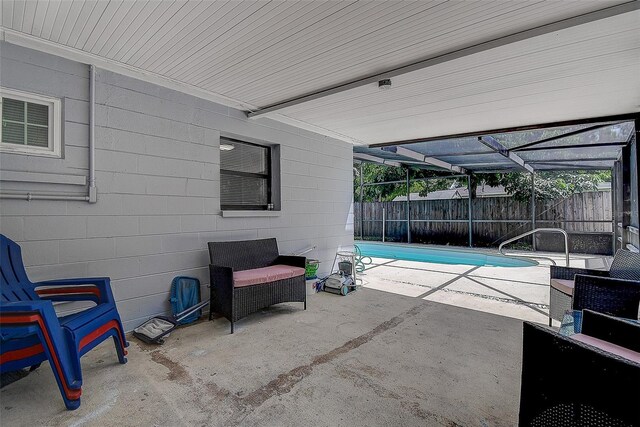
[220,137,272,210]
[0,88,61,157]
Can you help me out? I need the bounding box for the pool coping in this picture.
[354,241,539,267]
[353,240,598,260]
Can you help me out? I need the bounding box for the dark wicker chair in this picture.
[549,250,640,325]
[519,311,640,427]
[208,238,306,333]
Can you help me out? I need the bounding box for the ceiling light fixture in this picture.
[378,79,392,90]
[220,144,235,151]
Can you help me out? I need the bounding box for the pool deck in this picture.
[357,243,607,325]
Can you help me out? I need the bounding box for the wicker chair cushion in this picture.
[233,265,305,288]
[572,334,640,363]
[609,250,640,281]
[550,278,574,296]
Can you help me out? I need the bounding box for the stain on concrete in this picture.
[336,366,400,400]
[150,351,191,384]
[336,363,461,426]
[397,385,428,400]
[144,302,456,426]
[134,340,159,353]
[227,302,428,424]
[400,401,462,427]
[348,359,387,379]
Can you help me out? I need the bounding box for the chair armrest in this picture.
[35,277,114,305]
[573,275,640,319]
[209,265,234,317]
[274,255,306,269]
[209,265,234,281]
[0,299,56,313]
[550,266,609,280]
[581,309,640,353]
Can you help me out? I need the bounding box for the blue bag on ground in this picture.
[170,276,202,325]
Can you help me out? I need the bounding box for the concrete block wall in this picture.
[0,42,354,331]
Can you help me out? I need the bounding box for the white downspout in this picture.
[88,64,97,203]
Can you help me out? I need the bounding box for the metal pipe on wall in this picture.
[0,193,90,201]
[88,64,97,203]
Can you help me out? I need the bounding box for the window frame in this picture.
[220,137,273,211]
[0,87,62,158]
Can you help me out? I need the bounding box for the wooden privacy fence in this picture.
[354,191,613,247]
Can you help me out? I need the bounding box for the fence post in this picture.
[406,168,411,244]
[531,172,536,251]
[611,177,616,255]
[359,162,364,240]
[382,205,386,243]
[467,174,473,247]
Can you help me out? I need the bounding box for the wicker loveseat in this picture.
[549,249,640,325]
[208,238,306,333]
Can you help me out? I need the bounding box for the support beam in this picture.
[517,142,628,152]
[359,162,364,240]
[363,180,407,186]
[353,153,401,167]
[399,160,473,170]
[531,173,536,251]
[371,113,640,149]
[527,157,619,163]
[478,136,535,173]
[406,168,411,244]
[457,162,518,168]
[247,2,639,118]
[511,123,622,152]
[536,162,613,171]
[382,146,467,173]
[611,177,617,255]
[468,174,473,248]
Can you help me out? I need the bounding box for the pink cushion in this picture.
[572,334,640,364]
[233,265,305,288]
[550,278,574,296]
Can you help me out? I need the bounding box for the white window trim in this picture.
[0,87,62,158]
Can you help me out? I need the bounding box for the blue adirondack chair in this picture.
[0,234,129,410]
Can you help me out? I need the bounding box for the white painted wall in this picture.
[0,42,354,331]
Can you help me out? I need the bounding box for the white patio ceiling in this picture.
[1,0,638,146]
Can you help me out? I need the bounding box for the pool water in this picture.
[357,243,538,267]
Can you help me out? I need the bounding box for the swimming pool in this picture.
[357,243,538,267]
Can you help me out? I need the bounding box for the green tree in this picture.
[353,163,465,202]
[477,170,609,202]
[355,163,609,202]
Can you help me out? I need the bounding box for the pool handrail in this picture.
[499,228,569,267]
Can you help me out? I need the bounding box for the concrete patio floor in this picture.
[2,288,524,427]
[359,247,605,325]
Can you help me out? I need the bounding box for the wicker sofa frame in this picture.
[519,311,640,427]
[208,238,306,333]
[549,249,640,325]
